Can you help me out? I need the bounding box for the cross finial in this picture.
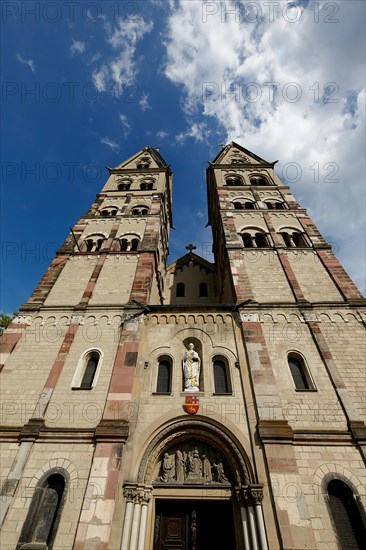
[185,244,196,254]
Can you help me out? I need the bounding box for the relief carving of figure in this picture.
[187,448,202,480]
[175,448,185,484]
[202,453,212,483]
[160,452,174,482]
[183,343,201,392]
[213,456,228,483]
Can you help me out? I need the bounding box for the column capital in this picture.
[250,485,264,505]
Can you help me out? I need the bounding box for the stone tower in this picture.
[0,143,365,550]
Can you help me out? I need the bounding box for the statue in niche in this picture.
[183,343,201,392]
[160,452,174,482]
[212,456,228,483]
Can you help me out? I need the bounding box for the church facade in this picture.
[0,143,365,549]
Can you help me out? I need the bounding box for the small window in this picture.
[213,359,231,394]
[100,208,118,217]
[288,354,313,390]
[327,479,365,549]
[176,282,185,297]
[132,206,149,216]
[156,359,172,393]
[244,201,255,210]
[234,202,244,210]
[80,354,99,389]
[199,282,208,297]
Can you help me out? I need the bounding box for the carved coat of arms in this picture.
[185,396,199,415]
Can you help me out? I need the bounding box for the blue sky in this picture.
[1,0,365,313]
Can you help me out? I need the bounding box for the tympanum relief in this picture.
[154,440,231,485]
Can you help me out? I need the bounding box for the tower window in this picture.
[80,353,99,389]
[176,282,185,297]
[233,202,244,210]
[156,359,172,394]
[199,282,208,297]
[17,472,66,550]
[255,232,268,247]
[213,358,231,394]
[242,233,253,248]
[279,230,308,248]
[250,176,268,186]
[83,234,105,252]
[244,201,255,209]
[132,206,149,216]
[100,207,118,217]
[327,479,365,549]
[288,354,313,391]
[120,235,140,252]
[118,182,131,191]
[225,176,243,186]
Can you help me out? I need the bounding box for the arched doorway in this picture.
[121,420,268,550]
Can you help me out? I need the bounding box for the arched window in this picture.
[156,358,172,394]
[119,235,140,252]
[80,352,99,389]
[288,354,313,390]
[213,358,231,394]
[17,471,66,550]
[199,282,208,297]
[118,181,131,191]
[225,176,243,186]
[250,176,268,186]
[72,349,103,390]
[279,230,308,248]
[327,479,365,549]
[176,282,185,297]
[244,201,255,209]
[132,205,149,216]
[233,202,244,210]
[100,207,118,217]
[83,234,105,252]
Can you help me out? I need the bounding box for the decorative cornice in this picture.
[257,420,294,441]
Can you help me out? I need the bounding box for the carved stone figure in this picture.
[213,456,228,483]
[186,448,202,481]
[175,448,185,484]
[202,453,212,483]
[160,453,174,482]
[183,343,201,392]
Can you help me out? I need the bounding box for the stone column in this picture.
[236,490,250,550]
[251,487,268,550]
[120,487,136,550]
[137,489,152,550]
[129,492,142,550]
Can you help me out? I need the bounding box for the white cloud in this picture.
[119,114,131,137]
[92,17,153,95]
[139,93,151,111]
[70,39,86,55]
[101,137,119,151]
[164,0,366,292]
[176,122,210,144]
[16,53,35,73]
[157,130,169,139]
